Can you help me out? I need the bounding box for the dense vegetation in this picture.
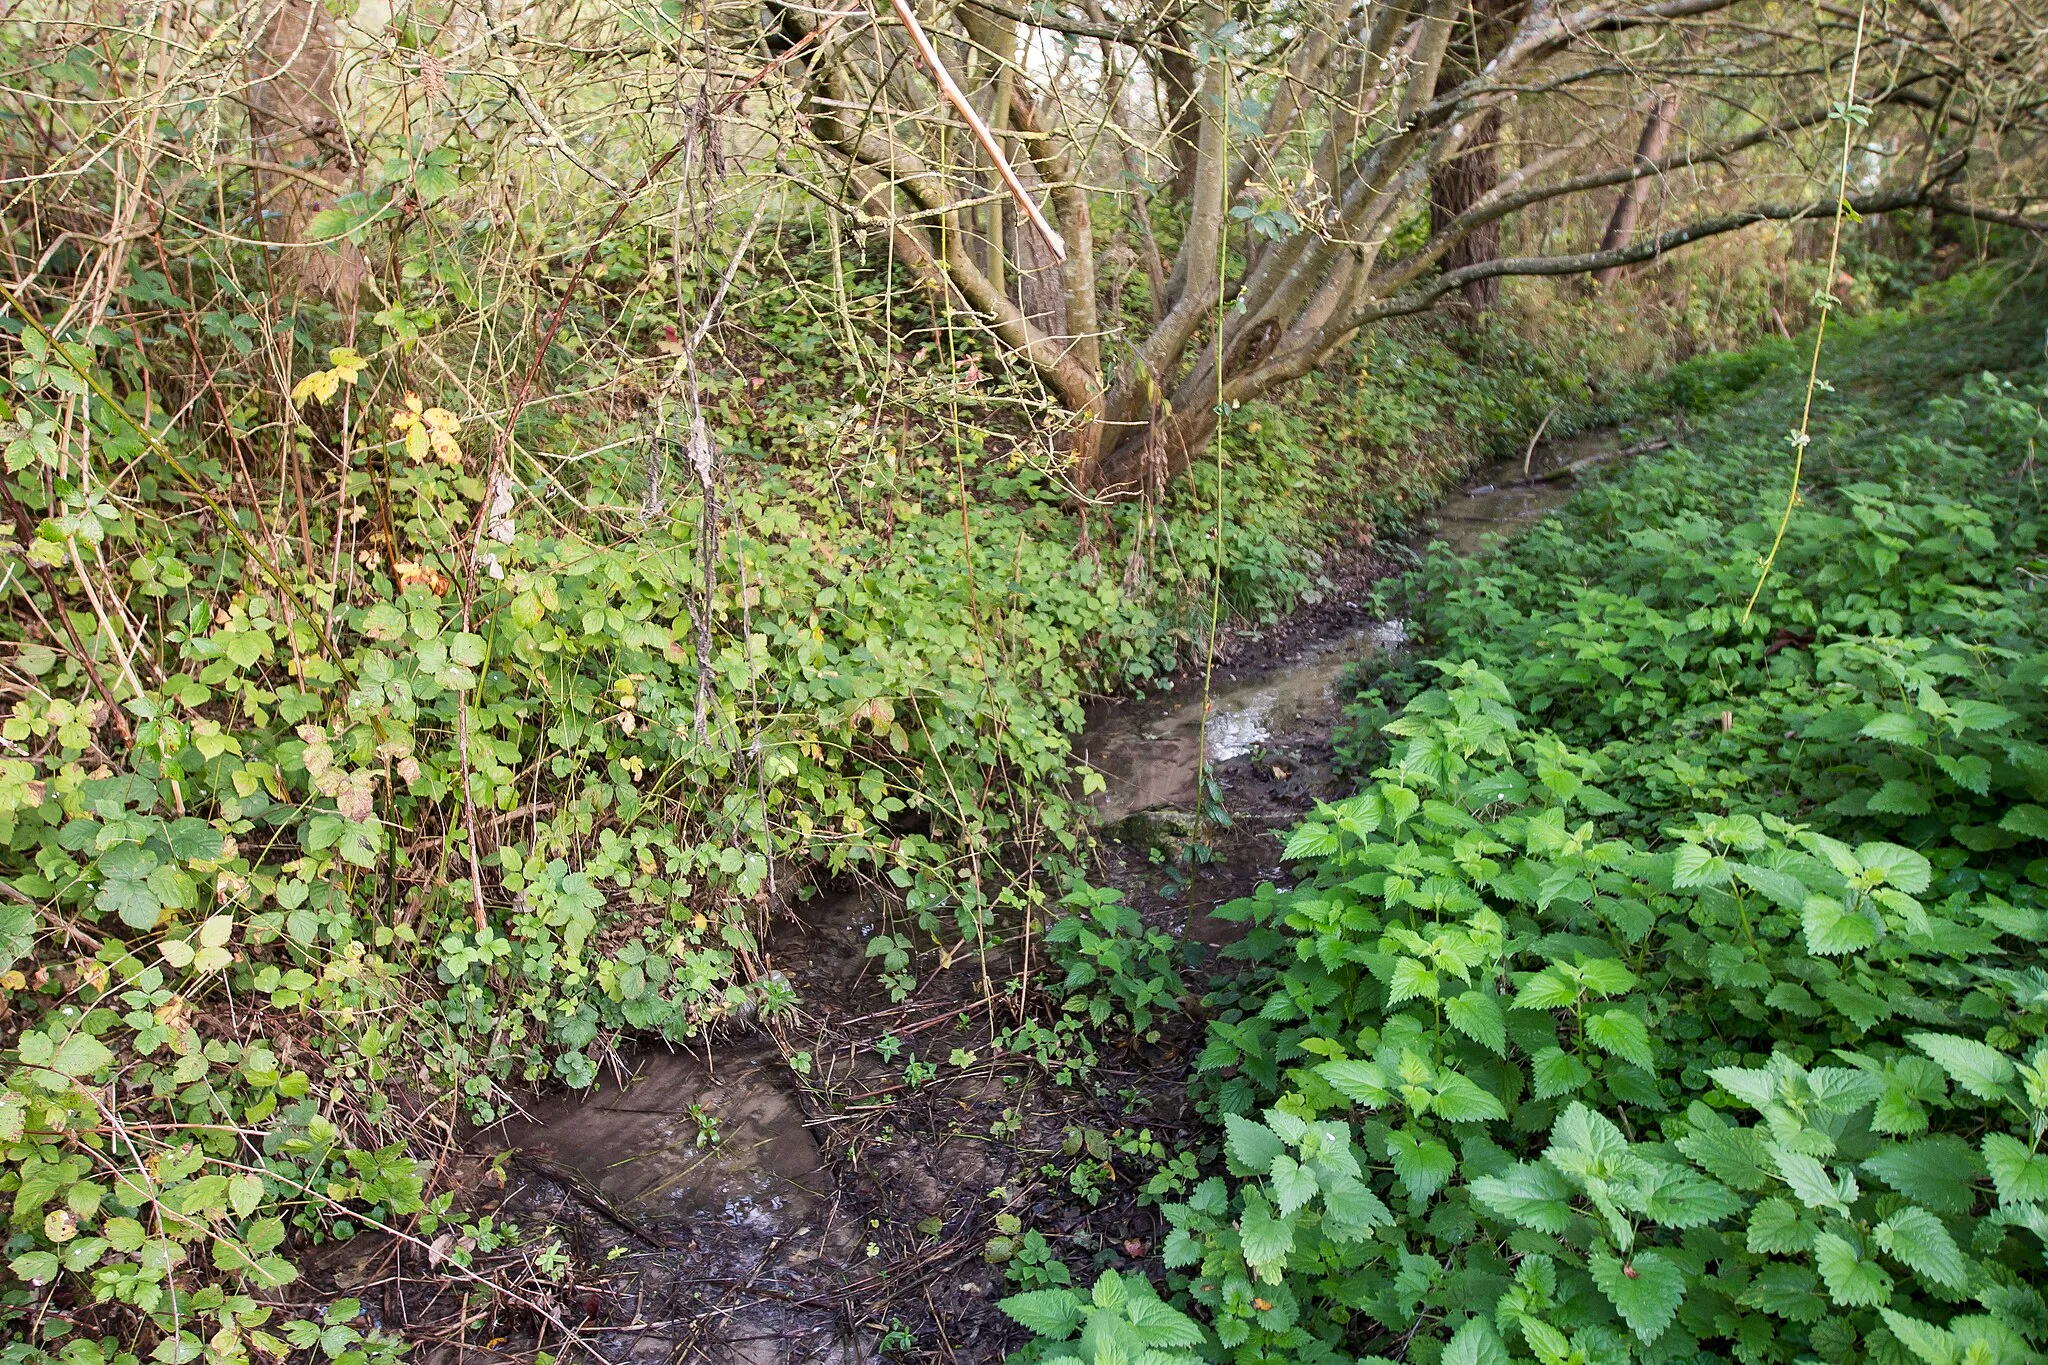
[1005,276,2048,1363]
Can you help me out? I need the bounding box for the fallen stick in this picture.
[1466,437,1671,495]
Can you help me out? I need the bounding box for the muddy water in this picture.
[1429,427,1627,557]
[482,429,1631,1362]
[1081,619,1408,824]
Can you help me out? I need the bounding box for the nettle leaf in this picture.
[1317,1059,1394,1110]
[2000,803,2048,838]
[1585,1009,1654,1070]
[1225,1113,1285,1174]
[1982,1132,2048,1205]
[1771,1146,1855,1215]
[1908,1032,2014,1102]
[1239,1191,1296,1279]
[1871,1206,1970,1290]
[1880,1308,1966,1365]
[1862,1137,1985,1214]
[1675,1117,1774,1190]
[1514,968,1579,1010]
[1745,1196,1816,1254]
[1442,1315,1512,1365]
[1802,895,1879,955]
[1813,1231,1894,1307]
[1446,990,1506,1055]
[1471,1161,1574,1234]
[1319,1172,1392,1239]
[1269,1154,1319,1217]
[1672,842,1729,889]
[1386,1129,1457,1200]
[1638,1165,1743,1228]
[1743,1262,1828,1323]
[1590,1248,1686,1342]
[1431,1070,1508,1123]
[1530,1047,1591,1100]
[1002,1288,1084,1340]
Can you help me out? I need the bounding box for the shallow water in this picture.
[485,428,1632,1360]
[1079,619,1409,824]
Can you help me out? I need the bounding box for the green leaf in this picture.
[1239,1193,1295,1275]
[1742,1262,1828,1322]
[1867,779,1932,815]
[1590,1248,1685,1342]
[1385,1129,1457,1200]
[1908,1033,2014,1102]
[1269,1155,1319,1217]
[1745,1197,1815,1253]
[1442,1315,1511,1365]
[1001,1288,1084,1340]
[50,1032,113,1079]
[1880,1309,1963,1365]
[1982,1132,2048,1205]
[1446,990,1506,1055]
[1319,1172,1392,1238]
[1871,1206,1969,1290]
[1813,1231,1893,1307]
[1802,895,1878,955]
[1771,1146,1854,1214]
[1224,1113,1285,1174]
[10,1250,59,1284]
[1585,1009,1654,1070]
[96,876,163,931]
[359,603,408,641]
[1471,1162,1573,1234]
[1862,1137,1985,1214]
[1430,1070,1508,1123]
[2000,804,2048,839]
[1513,968,1578,1010]
[1317,1059,1393,1109]
[1530,1047,1590,1099]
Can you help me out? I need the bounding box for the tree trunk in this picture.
[1430,106,1504,311]
[1594,90,1679,286]
[247,0,367,301]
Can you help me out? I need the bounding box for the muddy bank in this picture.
[456,427,1650,1363]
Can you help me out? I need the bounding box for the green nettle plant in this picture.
[1004,664,2047,1364]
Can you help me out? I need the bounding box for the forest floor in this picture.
[330,428,1661,1365]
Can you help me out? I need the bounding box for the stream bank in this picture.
[407,428,1646,1363]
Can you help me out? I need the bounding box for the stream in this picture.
[453,429,1634,1363]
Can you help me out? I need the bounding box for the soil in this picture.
[402,428,1645,1364]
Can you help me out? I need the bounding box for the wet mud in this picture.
[465,429,1639,1362]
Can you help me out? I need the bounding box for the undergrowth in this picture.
[1006,272,2048,1364]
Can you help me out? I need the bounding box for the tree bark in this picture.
[1430,106,1505,311]
[1594,90,1679,286]
[246,0,367,302]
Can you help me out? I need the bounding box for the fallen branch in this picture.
[1466,437,1670,494]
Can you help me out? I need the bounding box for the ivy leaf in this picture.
[1908,1033,2014,1102]
[1982,1132,2048,1205]
[1871,1206,1969,1290]
[1471,1161,1573,1234]
[1001,1288,1084,1340]
[1813,1231,1893,1307]
[1585,1009,1654,1070]
[1590,1248,1685,1342]
[1446,990,1506,1055]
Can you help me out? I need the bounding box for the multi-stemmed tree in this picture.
[782,0,2047,495]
